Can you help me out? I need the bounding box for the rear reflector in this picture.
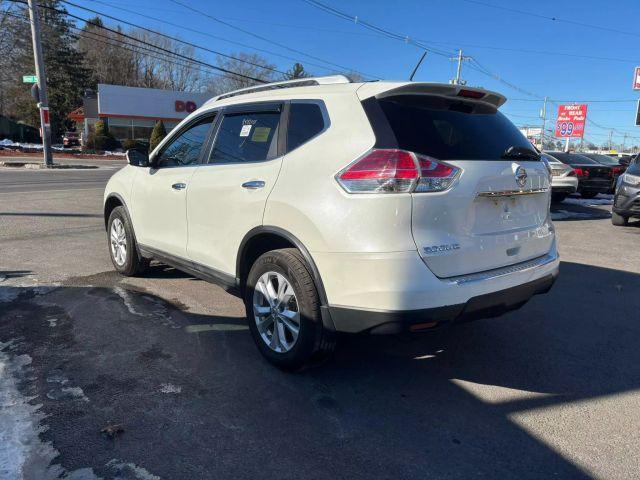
[336,149,460,194]
[457,89,485,99]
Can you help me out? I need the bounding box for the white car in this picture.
[541,152,578,202]
[104,76,559,370]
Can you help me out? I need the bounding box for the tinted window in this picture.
[210,111,280,163]
[287,103,325,151]
[547,152,599,165]
[156,116,215,168]
[372,95,534,160]
[582,153,619,165]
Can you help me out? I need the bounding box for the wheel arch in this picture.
[236,226,330,310]
[104,193,128,230]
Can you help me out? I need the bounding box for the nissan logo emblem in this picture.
[515,166,527,188]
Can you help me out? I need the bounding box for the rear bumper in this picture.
[579,179,611,193]
[551,177,578,194]
[329,272,557,334]
[314,242,559,334]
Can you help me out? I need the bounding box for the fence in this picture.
[0,115,40,143]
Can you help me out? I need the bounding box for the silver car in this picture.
[542,153,578,202]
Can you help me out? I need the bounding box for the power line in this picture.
[6,0,269,83]
[301,0,454,58]
[78,0,343,75]
[3,9,227,81]
[167,0,379,79]
[59,0,287,76]
[457,0,640,40]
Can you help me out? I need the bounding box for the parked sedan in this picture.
[546,151,613,199]
[612,155,640,226]
[541,153,577,202]
[580,153,626,193]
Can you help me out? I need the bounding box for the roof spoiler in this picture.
[374,83,507,108]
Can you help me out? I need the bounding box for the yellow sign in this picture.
[251,127,271,142]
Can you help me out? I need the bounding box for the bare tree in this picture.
[207,52,276,95]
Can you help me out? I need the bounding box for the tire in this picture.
[551,193,568,203]
[107,206,149,276]
[580,191,599,199]
[244,248,335,371]
[611,211,629,227]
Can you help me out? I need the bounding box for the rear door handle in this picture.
[171,182,187,190]
[241,180,265,189]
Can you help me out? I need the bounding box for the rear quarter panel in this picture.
[263,92,416,254]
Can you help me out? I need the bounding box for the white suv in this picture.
[104,76,559,370]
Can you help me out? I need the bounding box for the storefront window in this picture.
[107,118,132,142]
[133,119,155,141]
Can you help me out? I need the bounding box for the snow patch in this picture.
[106,459,161,480]
[0,343,63,480]
[46,386,89,402]
[114,287,146,316]
[159,383,181,394]
[47,318,58,328]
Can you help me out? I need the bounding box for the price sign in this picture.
[555,104,588,138]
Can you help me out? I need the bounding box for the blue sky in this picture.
[68,0,640,148]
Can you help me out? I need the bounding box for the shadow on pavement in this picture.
[0,260,638,479]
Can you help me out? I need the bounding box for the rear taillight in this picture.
[336,149,460,194]
[457,89,485,99]
[567,170,577,177]
[573,168,588,178]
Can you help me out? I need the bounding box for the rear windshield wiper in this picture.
[501,146,540,160]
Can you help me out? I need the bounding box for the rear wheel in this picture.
[611,212,629,226]
[580,191,599,199]
[245,248,334,371]
[551,193,568,203]
[107,206,149,276]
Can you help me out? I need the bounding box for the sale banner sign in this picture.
[633,66,640,90]
[555,104,588,138]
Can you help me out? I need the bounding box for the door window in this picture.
[286,102,326,152]
[209,111,280,164]
[155,116,215,168]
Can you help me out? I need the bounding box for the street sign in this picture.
[22,75,38,83]
[555,104,588,138]
[41,106,50,127]
[634,67,640,90]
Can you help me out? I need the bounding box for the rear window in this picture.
[583,154,619,165]
[369,95,535,160]
[547,152,599,165]
[287,102,325,151]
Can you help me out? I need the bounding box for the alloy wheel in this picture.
[252,271,301,353]
[110,218,127,266]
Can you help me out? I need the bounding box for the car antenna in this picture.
[409,51,428,81]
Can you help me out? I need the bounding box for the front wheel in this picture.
[611,212,629,226]
[245,248,335,371]
[107,206,149,276]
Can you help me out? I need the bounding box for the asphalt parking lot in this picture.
[1,165,639,479]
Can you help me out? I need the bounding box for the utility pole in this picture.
[539,96,547,151]
[27,0,53,167]
[622,133,628,152]
[608,130,614,151]
[450,49,471,85]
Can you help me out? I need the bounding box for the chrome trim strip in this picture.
[476,188,549,197]
[444,251,558,286]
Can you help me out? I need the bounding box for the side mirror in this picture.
[126,149,149,167]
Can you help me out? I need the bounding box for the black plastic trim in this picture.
[139,244,239,295]
[236,226,335,331]
[329,273,557,334]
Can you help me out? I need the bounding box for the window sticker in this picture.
[251,127,271,142]
[240,124,252,137]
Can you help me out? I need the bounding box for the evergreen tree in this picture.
[149,120,167,152]
[9,1,91,140]
[284,63,309,80]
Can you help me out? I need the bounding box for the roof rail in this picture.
[207,75,352,103]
